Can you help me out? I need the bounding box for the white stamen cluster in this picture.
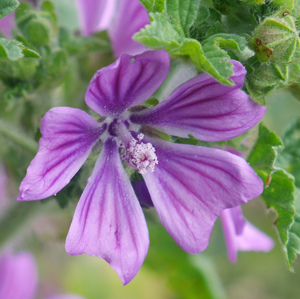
[122,133,158,175]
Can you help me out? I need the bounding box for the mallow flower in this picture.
[220,206,274,263]
[17,49,266,284]
[75,0,149,56]
[0,251,85,299]
[134,180,274,263]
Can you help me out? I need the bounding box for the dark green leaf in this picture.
[248,122,300,270]
[247,123,283,176]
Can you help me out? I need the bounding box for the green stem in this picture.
[0,118,38,154]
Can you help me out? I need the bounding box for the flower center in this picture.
[121,133,158,175]
[111,120,158,174]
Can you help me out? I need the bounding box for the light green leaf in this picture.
[139,0,166,12]
[0,37,41,61]
[134,12,237,85]
[0,0,19,19]
[166,0,200,36]
[0,38,23,61]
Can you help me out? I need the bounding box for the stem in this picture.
[0,118,38,154]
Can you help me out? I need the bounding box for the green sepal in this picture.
[251,38,273,62]
[0,0,19,19]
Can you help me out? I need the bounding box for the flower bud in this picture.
[252,9,298,64]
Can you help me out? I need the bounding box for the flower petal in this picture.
[85,50,170,117]
[130,60,266,142]
[142,137,263,253]
[133,180,154,207]
[65,138,149,285]
[75,0,117,36]
[109,0,149,57]
[220,206,274,263]
[17,107,105,201]
[0,252,38,299]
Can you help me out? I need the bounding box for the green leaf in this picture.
[0,37,39,60]
[247,123,300,269]
[166,0,200,36]
[134,12,236,85]
[0,0,19,19]
[139,0,166,13]
[144,220,226,299]
[247,123,283,177]
[0,38,23,61]
[260,169,295,246]
[21,46,41,58]
[276,118,300,187]
[286,187,300,270]
[274,118,300,269]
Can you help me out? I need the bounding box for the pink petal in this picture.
[65,138,149,285]
[109,0,149,56]
[75,0,118,36]
[130,60,266,142]
[142,137,263,253]
[17,107,105,201]
[220,207,274,263]
[0,252,38,299]
[85,50,170,117]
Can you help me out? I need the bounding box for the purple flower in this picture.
[0,251,38,299]
[0,12,15,39]
[0,251,85,299]
[220,206,274,263]
[17,50,266,284]
[75,0,149,56]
